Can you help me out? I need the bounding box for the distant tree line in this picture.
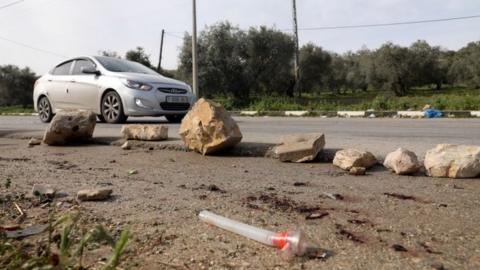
[177,22,480,105]
[1,21,479,108]
[0,65,37,107]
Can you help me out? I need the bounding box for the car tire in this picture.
[101,91,127,124]
[165,114,185,123]
[38,96,54,123]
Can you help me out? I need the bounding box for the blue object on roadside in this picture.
[424,109,443,118]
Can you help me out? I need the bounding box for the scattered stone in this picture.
[121,141,131,150]
[127,169,138,175]
[293,182,307,187]
[391,244,408,252]
[333,149,377,171]
[76,189,112,201]
[178,98,242,155]
[348,219,369,225]
[207,184,225,193]
[305,212,329,220]
[6,224,49,238]
[349,167,366,176]
[335,224,365,243]
[0,224,21,231]
[274,133,325,162]
[384,193,415,201]
[121,124,168,141]
[28,138,42,147]
[43,110,96,145]
[32,184,56,198]
[424,144,480,178]
[383,148,422,175]
[431,262,446,270]
[321,192,344,200]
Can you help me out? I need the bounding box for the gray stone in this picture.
[77,189,112,201]
[32,184,56,198]
[333,149,377,171]
[274,133,325,162]
[43,110,96,145]
[121,141,131,150]
[424,144,480,178]
[179,98,242,155]
[121,125,168,141]
[28,138,42,146]
[384,148,421,175]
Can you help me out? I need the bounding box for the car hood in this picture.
[116,73,188,87]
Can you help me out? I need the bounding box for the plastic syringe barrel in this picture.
[199,210,275,246]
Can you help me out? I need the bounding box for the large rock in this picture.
[43,110,96,145]
[121,124,168,141]
[274,133,325,162]
[384,148,422,175]
[333,149,377,171]
[424,144,480,178]
[179,98,242,155]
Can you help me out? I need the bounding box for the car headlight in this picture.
[121,78,152,91]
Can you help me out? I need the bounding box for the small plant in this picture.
[102,229,131,270]
[0,210,131,269]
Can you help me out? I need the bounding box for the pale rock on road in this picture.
[1,116,480,158]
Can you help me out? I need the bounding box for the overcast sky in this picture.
[0,0,479,74]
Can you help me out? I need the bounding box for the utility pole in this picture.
[157,29,165,71]
[192,0,199,98]
[292,0,301,98]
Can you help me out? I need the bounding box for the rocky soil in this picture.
[1,138,480,269]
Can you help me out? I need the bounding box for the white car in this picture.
[33,56,196,123]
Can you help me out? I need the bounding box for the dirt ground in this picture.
[1,138,480,269]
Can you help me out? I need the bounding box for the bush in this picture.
[218,91,480,111]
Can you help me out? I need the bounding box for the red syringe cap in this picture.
[271,230,309,259]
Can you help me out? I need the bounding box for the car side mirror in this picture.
[82,67,101,75]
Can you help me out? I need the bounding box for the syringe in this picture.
[199,210,310,258]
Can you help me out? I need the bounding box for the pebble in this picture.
[76,188,113,201]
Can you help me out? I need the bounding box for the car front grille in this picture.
[158,88,188,94]
[160,102,191,111]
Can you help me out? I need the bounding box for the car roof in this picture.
[53,56,96,67]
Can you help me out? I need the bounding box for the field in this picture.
[1,87,480,114]
[217,87,480,111]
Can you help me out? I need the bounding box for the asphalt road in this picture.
[1,115,480,157]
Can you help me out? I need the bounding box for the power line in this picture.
[0,0,24,11]
[0,35,66,58]
[293,14,480,31]
[165,32,184,40]
[163,13,480,37]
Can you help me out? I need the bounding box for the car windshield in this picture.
[94,56,158,75]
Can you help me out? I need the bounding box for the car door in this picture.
[47,60,74,110]
[68,59,101,111]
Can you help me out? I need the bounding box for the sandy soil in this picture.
[1,138,480,269]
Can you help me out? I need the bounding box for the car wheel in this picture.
[38,96,54,123]
[101,91,127,124]
[165,114,185,123]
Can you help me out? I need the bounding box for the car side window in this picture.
[52,61,73,75]
[72,59,96,75]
